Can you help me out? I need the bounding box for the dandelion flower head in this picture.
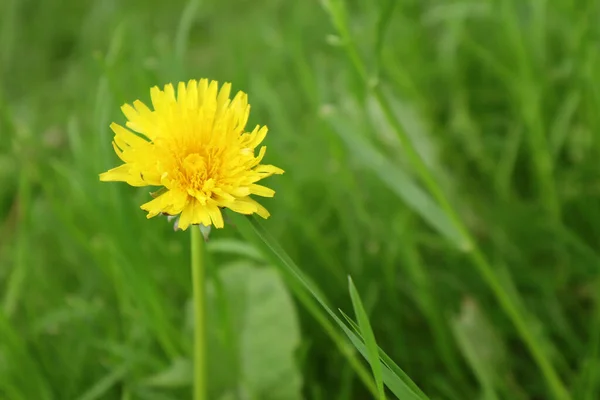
[99,79,284,230]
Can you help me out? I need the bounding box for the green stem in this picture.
[190,227,206,400]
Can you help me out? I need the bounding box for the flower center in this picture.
[183,152,205,173]
[181,152,208,189]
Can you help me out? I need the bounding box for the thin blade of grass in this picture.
[578,279,600,400]
[174,0,200,63]
[339,309,430,400]
[374,0,396,78]
[75,364,129,400]
[2,170,31,317]
[348,277,386,399]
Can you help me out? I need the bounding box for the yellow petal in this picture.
[193,201,212,227]
[249,126,268,148]
[111,123,148,148]
[226,197,270,218]
[236,105,250,132]
[150,86,164,111]
[226,198,258,214]
[246,197,270,218]
[122,100,156,140]
[178,198,213,230]
[231,92,250,131]
[212,188,235,203]
[254,164,284,175]
[197,79,209,106]
[99,164,146,187]
[140,189,187,218]
[254,201,270,219]
[177,81,187,107]
[205,80,218,106]
[230,186,251,197]
[162,191,188,215]
[186,79,198,109]
[207,205,224,228]
[177,198,194,230]
[133,99,152,117]
[216,83,232,116]
[112,141,125,162]
[251,146,267,167]
[250,184,275,197]
[231,91,248,110]
[163,83,175,103]
[99,164,131,182]
[121,103,137,123]
[240,126,259,147]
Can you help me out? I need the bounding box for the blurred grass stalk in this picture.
[321,0,570,399]
[191,228,207,400]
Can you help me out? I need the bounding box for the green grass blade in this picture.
[578,279,600,400]
[348,277,385,400]
[174,0,200,63]
[2,170,31,317]
[340,309,430,400]
[75,364,129,400]
[286,275,380,397]
[374,0,396,78]
[378,348,430,400]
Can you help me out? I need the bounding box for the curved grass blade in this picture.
[348,277,386,400]
[340,310,429,400]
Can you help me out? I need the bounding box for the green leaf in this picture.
[209,261,303,400]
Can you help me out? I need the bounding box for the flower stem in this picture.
[190,227,206,400]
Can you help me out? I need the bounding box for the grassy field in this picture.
[2,0,600,399]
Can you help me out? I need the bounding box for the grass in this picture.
[2,0,600,398]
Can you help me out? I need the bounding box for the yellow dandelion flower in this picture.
[99,79,284,231]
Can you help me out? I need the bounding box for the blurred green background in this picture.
[2,0,600,399]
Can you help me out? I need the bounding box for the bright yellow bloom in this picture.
[99,79,284,230]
